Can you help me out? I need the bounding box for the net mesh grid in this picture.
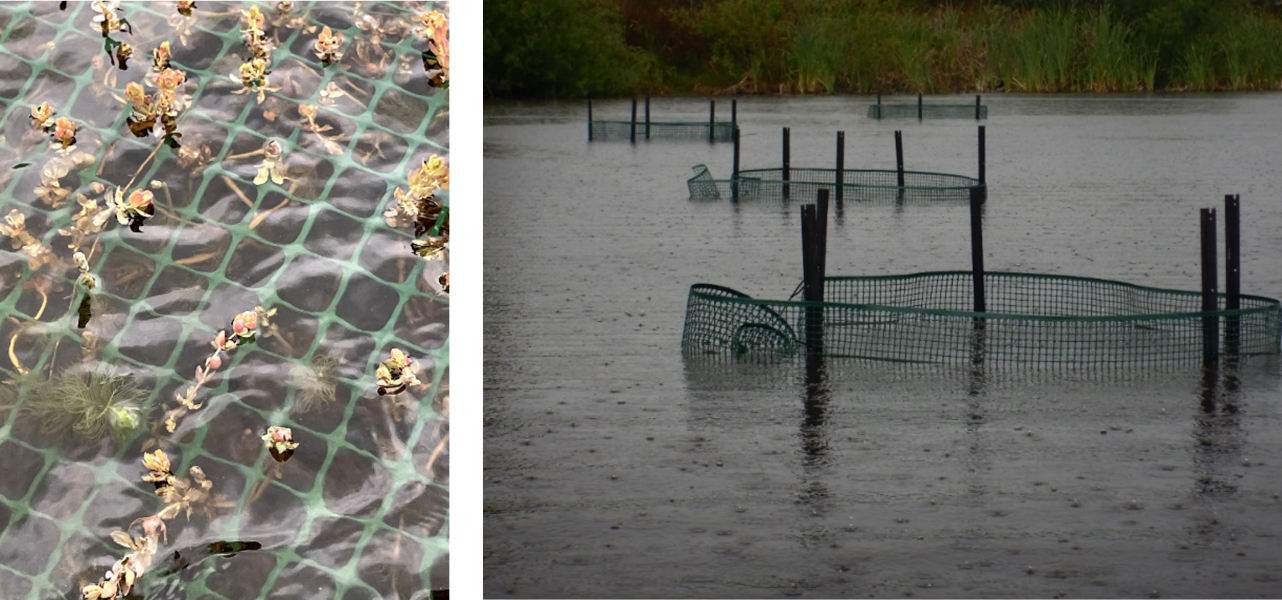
[0,2,447,598]
[682,272,1282,370]
[589,120,736,142]
[867,104,989,120]
[687,164,984,202]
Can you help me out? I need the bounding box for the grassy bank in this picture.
[485,0,1282,98]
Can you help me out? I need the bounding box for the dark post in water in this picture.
[835,131,845,203]
[800,190,830,355]
[970,186,986,313]
[1225,194,1241,357]
[708,99,715,144]
[978,125,986,184]
[918,93,923,121]
[894,130,905,188]
[1201,208,1219,366]
[975,95,982,120]
[629,98,637,144]
[645,94,651,139]
[783,127,791,200]
[731,99,737,129]
[731,127,740,202]
[587,100,593,141]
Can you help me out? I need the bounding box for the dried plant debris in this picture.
[416,9,448,87]
[385,155,449,258]
[289,351,340,414]
[74,251,98,328]
[164,307,274,432]
[16,365,147,445]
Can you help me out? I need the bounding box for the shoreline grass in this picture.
[486,0,1282,98]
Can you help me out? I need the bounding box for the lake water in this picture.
[485,94,1282,598]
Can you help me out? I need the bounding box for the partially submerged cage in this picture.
[682,193,1281,371]
[688,127,987,202]
[589,96,737,143]
[688,164,982,202]
[868,94,989,120]
[682,273,1282,367]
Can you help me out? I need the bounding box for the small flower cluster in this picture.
[235,5,277,103]
[91,0,128,37]
[32,102,78,150]
[105,187,155,233]
[176,0,195,16]
[73,251,96,290]
[385,156,449,260]
[417,10,448,88]
[0,209,55,270]
[314,26,344,65]
[385,156,448,232]
[254,139,286,185]
[376,349,421,396]
[126,57,189,146]
[262,425,299,462]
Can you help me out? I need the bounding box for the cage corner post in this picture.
[1200,207,1219,368]
[1224,194,1241,358]
[587,99,593,141]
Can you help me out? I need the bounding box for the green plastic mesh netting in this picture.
[687,164,984,203]
[0,1,447,598]
[682,272,1282,369]
[867,103,988,120]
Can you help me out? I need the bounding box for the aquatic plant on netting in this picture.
[0,2,448,598]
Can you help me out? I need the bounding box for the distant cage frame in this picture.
[588,96,738,143]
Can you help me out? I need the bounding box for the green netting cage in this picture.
[682,273,1282,370]
[867,95,989,120]
[0,1,448,598]
[687,164,984,203]
[588,98,736,143]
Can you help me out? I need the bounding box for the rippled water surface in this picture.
[485,94,1282,597]
[0,2,448,598]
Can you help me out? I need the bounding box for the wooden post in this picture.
[731,99,737,128]
[970,186,986,313]
[1201,208,1219,365]
[801,194,828,355]
[731,127,740,202]
[587,100,593,141]
[1225,194,1241,357]
[975,94,982,120]
[629,98,637,144]
[817,189,829,285]
[918,93,923,121]
[708,99,715,144]
[783,127,791,200]
[835,131,845,204]
[645,94,651,139]
[894,130,905,188]
[978,125,986,184]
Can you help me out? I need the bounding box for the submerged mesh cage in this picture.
[687,165,984,202]
[590,120,736,142]
[0,1,447,598]
[682,272,1282,369]
[868,103,988,120]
